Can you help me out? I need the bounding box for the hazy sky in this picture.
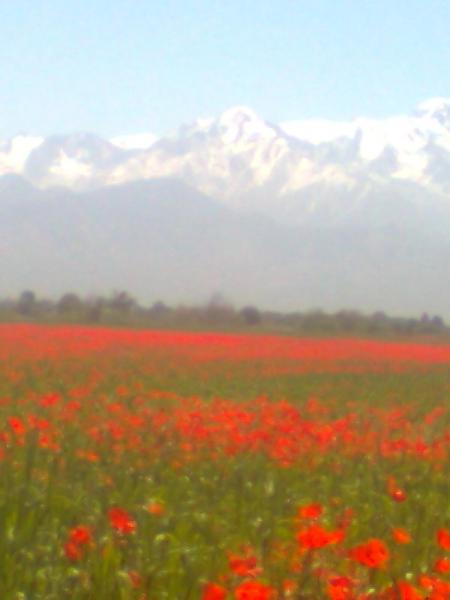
[1,0,449,138]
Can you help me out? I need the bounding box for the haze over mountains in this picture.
[1,99,449,316]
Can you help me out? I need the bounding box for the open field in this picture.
[0,324,449,599]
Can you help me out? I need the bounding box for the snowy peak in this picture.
[280,102,450,186]
[217,105,260,125]
[414,97,450,127]
[111,132,158,150]
[0,134,44,174]
[215,106,278,144]
[281,119,358,145]
[176,106,279,146]
[22,133,128,189]
[0,99,449,220]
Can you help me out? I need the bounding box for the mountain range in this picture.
[1,99,449,316]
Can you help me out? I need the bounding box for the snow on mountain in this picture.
[1,105,449,315]
[0,135,44,175]
[0,99,449,228]
[281,101,450,189]
[414,97,450,128]
[117,99,450,203]
[22,133,131,189]
[105,106,294,203]
[213,106,278,144]
[110,132,158,150]
[280,119,357,145]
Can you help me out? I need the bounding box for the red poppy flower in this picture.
[202,582,227,600]
[390,488,407,502]
[392,528,411,544]
[64,541,83,561]
[108,507,136,534]
[234,580,275,600]
[327,576,354,600]
[437,528,450,550]
[228,551,261,578]
[297,524,344,550]
[418,573,450,598]
[349,539,389,568]
[387,477,407,502]
[298,503,323,520]
[40,392,61,408]
[69,525,92,546]
[386,581,423,600]
[434,557,450,574]
[8,416,26,436]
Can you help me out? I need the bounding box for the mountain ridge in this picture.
[1,102,449,316]
[1,99,449,212]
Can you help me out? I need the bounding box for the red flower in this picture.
[390,488,407,502]
[418,573,450,598]
[228,551,261,578]
[387,477,407,502]
[8,416,26,436]
[298,503,323,520]
[108,507,136,534]
[392,528,411,545]
[437,528,450,550]
[349,539,389,569]
[64,524,92,561]
[234,580,275,600]
[69,525,92,546]
[297,524,344,550]
[202,582,227,600]
[40,392,61,408]
[328,576,354,600]
[434,557,450,574]
[64,541,83,561]
[384,581,423,600]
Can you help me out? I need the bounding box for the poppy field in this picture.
[0,324,449,600]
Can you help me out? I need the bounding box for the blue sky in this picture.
[1,0,449,137]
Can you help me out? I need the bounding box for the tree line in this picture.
[0,290,448,337]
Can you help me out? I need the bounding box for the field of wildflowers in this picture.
[0,324,449,599]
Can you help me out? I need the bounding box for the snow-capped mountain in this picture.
[0,135,44,173]
[23,133,135,189]
[281,97,450,188]
[1,99,450,229]
[2,101,449,316]
[106,106,296,204]
[110,132,158,150]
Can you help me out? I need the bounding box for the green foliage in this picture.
[0,331,448,598]
[0,291,449,338]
